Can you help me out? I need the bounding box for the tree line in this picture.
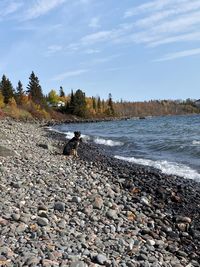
[0,72,199,120]
[0,72,115,119]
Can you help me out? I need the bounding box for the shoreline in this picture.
[47,124,200,261]
[45,113,200,127]
[0,117,200,266]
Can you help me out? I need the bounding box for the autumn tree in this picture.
[0,92,5,108]
[0,75,15,104]
[26,71,44,104]
[47,90,59,105]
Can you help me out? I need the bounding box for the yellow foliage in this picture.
[19,95,29,106]
[0,92,5,108]
[8,97,17,108]
[3,105,33,120]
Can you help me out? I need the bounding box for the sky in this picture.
[0,0,200,101]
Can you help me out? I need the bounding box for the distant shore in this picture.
[0,117,199,266]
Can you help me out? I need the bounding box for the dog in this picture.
[63,131,82,157]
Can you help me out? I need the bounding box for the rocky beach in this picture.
[0,118,200,267]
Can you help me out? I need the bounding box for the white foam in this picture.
[115,155,200,181]
[192,140,200,145]
[94,137,123,147]
[48,128,90,141]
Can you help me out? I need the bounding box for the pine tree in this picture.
[15,80,24,105]
[26,71,44,104]
[92,97,96,111]
[0,75,14,104]
[73,89,87,117]
[97,96,101,112]
[107,93,114,115]
[59,86,65,97]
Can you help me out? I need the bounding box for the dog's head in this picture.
[74,131,81,139]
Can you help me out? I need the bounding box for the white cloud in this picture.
[118,0,200,53]
[85,49,100,54]
[46,45,63,55]
[24,0,66,20]
[89,17,100,28]
[81,31,112,45]
[135,1,200,27]
[155,47,200,61]
[0,1,23,17]
[149,32,200,47]
[124,0,189,18]
[52,69,89,81]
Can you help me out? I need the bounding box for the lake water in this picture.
[52,114,200,181]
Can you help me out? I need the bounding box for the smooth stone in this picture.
[106,209,118,219]
[146,239,156,246]
[70,261,88,267]
[12,213,20,221]
[37,217,49,226]
[0,145,16,157]
[95,254,108,265]
[54,201,65,212]
[93,196,103,209]
[72,196,82,203]
[176,216,191,224]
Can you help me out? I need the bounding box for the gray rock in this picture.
[176,216,192,224]
[95,254,108,265]
[93,196,103,209]
[72,196,82,203]
[70,261,88,267]
[37,217,49,226]
[12,213,20,221]
[106,209,118,219]
[54,201,65,212]
[0,145,16,157]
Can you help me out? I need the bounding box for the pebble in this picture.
[95,254,108,265]
[37,217,49,226]
[54,201,65,212]
[0,118,199,267]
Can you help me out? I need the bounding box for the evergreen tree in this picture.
[97,96,101,112]
[107,93,114,115]
[59,86,65,97]
[0,75,14,104]
[15,80,24,105]
[92,97,96,111]
[73,89,87,117]
[26,71,44,104]
[68,90,75,113]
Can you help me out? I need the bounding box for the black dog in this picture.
[63,131,82,157]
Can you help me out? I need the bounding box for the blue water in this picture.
[52,114,200,181]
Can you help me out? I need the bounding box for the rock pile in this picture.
[0,118,199,267]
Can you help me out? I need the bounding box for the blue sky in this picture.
[0,0,200,101]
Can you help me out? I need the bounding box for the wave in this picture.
[94,137,124,147]
[115,155,200,181]
[48,128,90,141]
[192,140,200,145]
